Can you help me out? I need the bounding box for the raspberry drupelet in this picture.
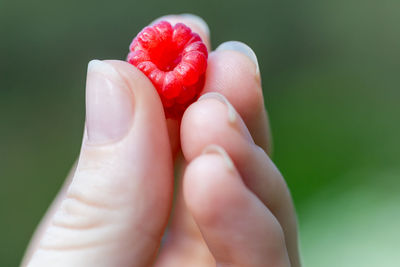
[127,20,208,118]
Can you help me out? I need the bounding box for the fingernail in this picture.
[198,92,254,143]
[150,14,210,37]
[199,92,236,123]
[202,145,234,171]
[216,41,260,76]
[179,14,210,36]
[85,60,134,144]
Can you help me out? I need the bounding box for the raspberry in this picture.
[127,21,208,118]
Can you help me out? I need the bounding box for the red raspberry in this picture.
[127,21,208,118]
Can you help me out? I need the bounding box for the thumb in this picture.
[23,60,173,267]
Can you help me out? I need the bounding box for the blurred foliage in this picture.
[0,0,399,266]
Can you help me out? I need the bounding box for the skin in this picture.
[21,14,301,267]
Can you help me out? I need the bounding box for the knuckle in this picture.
[36,193,120,252]
[49,193,114,232]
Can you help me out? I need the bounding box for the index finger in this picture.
[151,14,211,51]
[202,41,272,154]
[150,14,211,157]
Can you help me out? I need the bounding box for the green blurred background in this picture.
[1,0,399,266]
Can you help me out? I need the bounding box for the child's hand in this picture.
[22,14,300,267]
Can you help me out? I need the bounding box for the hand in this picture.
[22,14,300,267]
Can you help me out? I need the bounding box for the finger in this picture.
[151,13,211,51]
[181,94,300,267]
[155,158,215,267]
[151,14,214,266]
[202,41,272,154]
[160,33,272,265]
[23,60,173,267]
[21,160,78,267]
[184,145,290,266]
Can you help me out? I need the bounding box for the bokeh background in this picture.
[1,0,399,266]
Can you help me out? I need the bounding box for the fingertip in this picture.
[150,14,211,50]
[216,41,260,76]
[179,14,210,37]
[85,60,135,145]
[202,49,272,153]
[204,50,264,116]
[183,146,241,226]
[183,146,290,266]
[103,60,166,118]
[180,95,254,163]
[103,59,154,89]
